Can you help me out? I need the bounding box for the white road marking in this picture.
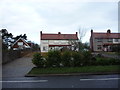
[80,78,120,81]
[0,80,48,83]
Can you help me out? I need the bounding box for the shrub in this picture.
[32,52,44,68]
[46,50,61,67]
[95,57,120,66]
[61,51,71,67]
[71,52,83,67]
[82,51,93,66]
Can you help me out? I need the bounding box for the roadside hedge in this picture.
[32,52,45,68]
[32,51,120,68]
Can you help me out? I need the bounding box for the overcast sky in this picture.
[0,0,119,44]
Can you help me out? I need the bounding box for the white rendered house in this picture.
[40,31,79,52]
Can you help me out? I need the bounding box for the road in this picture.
[2,74,120,88]
[2,57,120,88]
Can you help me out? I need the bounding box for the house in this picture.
[12,37,31,50]
[40,31,79,52]
[90,29,120,52]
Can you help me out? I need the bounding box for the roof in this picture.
[41,32,78,40]
[92,32,120,39]
[12,37,30,47]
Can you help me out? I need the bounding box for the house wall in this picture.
[92,38,120,52]
[40,40,76,52]
[13,39,30,50]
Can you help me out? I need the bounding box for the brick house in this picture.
[90,29,120,52]
[40,31,79,52]
[12,37,31,50]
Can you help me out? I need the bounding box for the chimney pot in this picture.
[91,29,93,33]
[76,32,78,35]
[40,31,42,35]
[107,29,111,33]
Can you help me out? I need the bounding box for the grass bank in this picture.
[27,65,120,75]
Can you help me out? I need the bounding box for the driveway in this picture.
[2,57,35,77]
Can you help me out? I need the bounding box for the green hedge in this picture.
[46,50,61,67]
[32,52,45,68]
[32,51,120,68]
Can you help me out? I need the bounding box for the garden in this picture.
[27,50,120,75]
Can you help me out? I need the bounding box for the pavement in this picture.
[2,57,35,77]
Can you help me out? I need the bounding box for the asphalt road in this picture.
[2,74,120,88]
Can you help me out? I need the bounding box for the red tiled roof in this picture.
[41,33,78,40]
[92,33,120,39]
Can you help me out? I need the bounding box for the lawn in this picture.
[27,65,120,75]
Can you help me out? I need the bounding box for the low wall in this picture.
[2,50,21,64]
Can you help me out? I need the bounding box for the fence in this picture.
[2,50,21,64]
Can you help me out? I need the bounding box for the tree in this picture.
[78,27,87,52]
[32,43,40,51]
[67,28,87,52]
[78,27,86,42]
[68,40,79,51]
[22,34,27,40]
[83,42,90,50]
[1,29,13,49]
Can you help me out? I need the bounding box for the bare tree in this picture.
[67,27,87,52]
[78,27,87,42]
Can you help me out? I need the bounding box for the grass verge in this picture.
[27,65,120,75]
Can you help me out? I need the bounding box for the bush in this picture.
[82,51,93,66]
[32,52,44,68]
[71,52,83,67]
[46,50,61,67]
[61,51,71,67]
[95,57,120,66]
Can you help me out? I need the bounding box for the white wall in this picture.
[40,40,75,52]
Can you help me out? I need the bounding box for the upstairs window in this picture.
[97,39,102,42]
[18,42,23,46]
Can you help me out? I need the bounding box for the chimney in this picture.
[91,29,93,34]
[107,29,111,33]
[58,32,61,34]
[76,32,78,35]
[40,31,42,35]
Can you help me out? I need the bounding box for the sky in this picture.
[0,0,119,44]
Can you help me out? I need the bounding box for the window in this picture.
[97,45,102,50]
[97,39,102,42]
[54,41,59,43]
[114,39,119,42]
[18,42,23,46]
[43,46,47,51]
[108,39,112,42]
[42,40,48,44]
